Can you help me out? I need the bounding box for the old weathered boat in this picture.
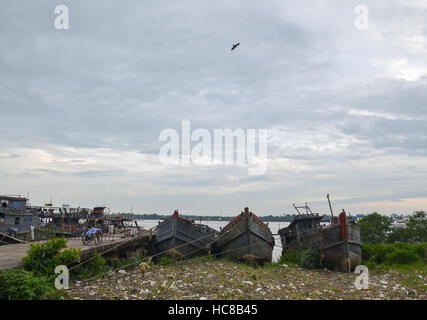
[36,204,90,237]
[212,207,275,264]
[155,210,218,259]
[87,207,141,235]
[278,198,362,272]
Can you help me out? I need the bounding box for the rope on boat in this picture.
[70,212,254,271]
[68,226,158,271]
[69,222,220,272]
[73,232,276,288]
[70,219,274,287]
[72,217,244,277]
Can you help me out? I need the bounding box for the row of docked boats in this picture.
[0,195,141,243]
[154,196,362,272]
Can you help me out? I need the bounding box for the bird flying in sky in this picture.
[231,43,240,51]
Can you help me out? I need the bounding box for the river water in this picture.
[136,219,290,262]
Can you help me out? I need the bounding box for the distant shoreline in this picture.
[114,213,332,223]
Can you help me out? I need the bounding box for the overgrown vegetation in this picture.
[356,211,427,271]
[0,269,51,300]
[0,238,109,300]
[362,242,427,270]
[22,237,81,277]
[279,248,323,269]
[72,251,107,281]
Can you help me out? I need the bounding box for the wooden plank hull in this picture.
[213,210,274,264]
[155,214,216,259]
[280,223,362,272]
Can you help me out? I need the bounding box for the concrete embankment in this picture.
[0,231,155,271]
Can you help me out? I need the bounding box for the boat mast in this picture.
[292,203,301,215]
[327,194,334,218]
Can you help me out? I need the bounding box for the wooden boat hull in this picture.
[155,212,216,259]
[280,223,362,272]
[213,209,274,264]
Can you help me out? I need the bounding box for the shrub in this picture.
[280,248,323,269]
[412,243,427,263]
[362,243,395,264]
[157,255,172,265]
[22,238,81,277]
[299,248,322,269]
[0,269,51,300]
[279,251,300,266]
[362,242,426,266]
[385,249,420,265]
[72,251,107,281]
[362,260,377,270]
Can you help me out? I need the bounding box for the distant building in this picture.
[355,214,365,220]
[390,218,408,229]
[0,195,41,236]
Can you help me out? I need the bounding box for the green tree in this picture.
[405,211,427,243]
[22,237,80,277]
[357,212,391,243]
[387,227,410,243]
[387,211,427,243]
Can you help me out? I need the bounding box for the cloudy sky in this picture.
[1,0,426,216]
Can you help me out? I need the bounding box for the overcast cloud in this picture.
[1,0,426,216]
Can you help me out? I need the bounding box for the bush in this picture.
[22,238,81,277]
[362,260,377,270]
[157,255,172,265]
[0,269,51,300]
[362,242,426,266]
[73,251,106,280]
[299,248,322,269]
[362,243,395,264]
[385,249,420,265]
[279,251,300,266]
[280,248,323,269]
[412,243,427,263]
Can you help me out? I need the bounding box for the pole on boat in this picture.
[293,203,301,215]
[327,194,334,218]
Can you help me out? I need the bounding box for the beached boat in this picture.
[155,210,218,259]
[278,200,362,272]
[212,207,275,264]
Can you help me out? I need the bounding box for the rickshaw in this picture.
[82,227,103,245]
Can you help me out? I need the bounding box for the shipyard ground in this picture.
[66,256,426,300]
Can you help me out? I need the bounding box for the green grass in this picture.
[362,242,427,267]
[277,248,323,269]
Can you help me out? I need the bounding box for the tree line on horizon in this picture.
[113,211,420,223]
